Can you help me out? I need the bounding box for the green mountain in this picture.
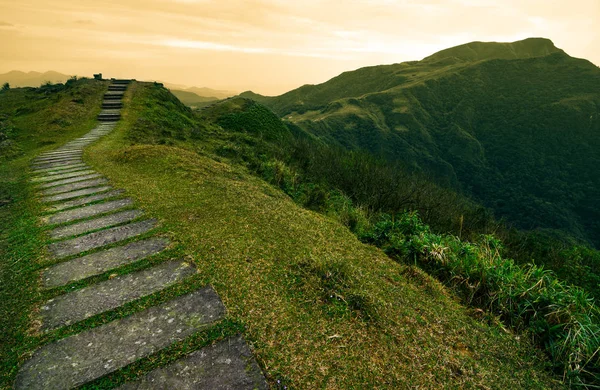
[170,89,218,107]
[241,38,600,247]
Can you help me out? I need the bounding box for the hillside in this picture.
[3,79,599,387]
[0,70,72,87]
[170,89,218,107]
[241,38,600,248]
[83,81,566,387]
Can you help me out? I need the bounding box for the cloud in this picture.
[73,20,95,25]
[0,21,14,27]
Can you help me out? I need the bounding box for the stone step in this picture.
[37,173,102,189]
[38,150,82,157]
[112,79,132,84]
[102,102,123,109]
[47,198,133,225]
[47,190,125,212]
[33,163,88,175]
[42,186,113,203]
[42,237,169,288]
[108,85,127,91]
[48,219,156,258]
[40,260,197,331]
[98,115,121,122]
[103,94,124,100]
[32,169,96,183]
[36,166,89,176]
[41,178,109,196]
[14,287,225,390]
[32,158,83,170]
[118,335,267,390]
[34,153,83,163]
[49,209,144,240]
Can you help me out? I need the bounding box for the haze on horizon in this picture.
[0,0,598,95]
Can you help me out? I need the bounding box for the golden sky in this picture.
[0,0,598,95]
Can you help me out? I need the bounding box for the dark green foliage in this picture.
[199,97,291,140]
[250,39,600,252]
[359,211,600,384]
[1,82,9,91]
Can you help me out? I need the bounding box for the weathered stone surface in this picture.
[119,335,267,390]
[38,150,82,157]
[34,154,83,163]
[40,260,197,330]
[40,166,91,177]
[14,287,226,390]
[49,209,144,240]
[32,169,96,183]
[32,158,83,170]
[41,178,108,196]
[47,190,125,212]
[33,162,88,174]
[48,219,157,258]
[38,173,102,189]
[42,237,169,288]
[42,186,112,203]
[47,198,133,225]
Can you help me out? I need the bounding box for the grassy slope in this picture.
[85,82,560,388]
[0,79,108,388]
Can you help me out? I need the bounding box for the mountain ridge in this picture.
[237,38,600,247]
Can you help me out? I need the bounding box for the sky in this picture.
[0,0,598,95]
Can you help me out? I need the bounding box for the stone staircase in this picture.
[14,80,268,389]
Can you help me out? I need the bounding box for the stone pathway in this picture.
[14,80,267,389]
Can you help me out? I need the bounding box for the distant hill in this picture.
[240,38,600,247]
[160,82,236,101]
[0,70,71,87]
[170,90,218,107]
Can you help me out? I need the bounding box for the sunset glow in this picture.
[0,0,598,94]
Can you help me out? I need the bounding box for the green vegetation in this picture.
[0,78,108,388]
[196,93,600,385]
[244,38,600,252]
[81,81,563,388]
[170,89,218,108]
[3,55,599,386]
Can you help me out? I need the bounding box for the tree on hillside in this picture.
[1,82,9,91]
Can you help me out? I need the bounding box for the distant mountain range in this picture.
[241,38,600,247]
[0,71,235,105]
[0,71,72,87]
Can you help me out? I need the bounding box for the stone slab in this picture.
[48,219,157,258]
[34,154,83,163]
[33,162,88,174]
[38,173,102,189]
[37,167,90,178]
[42,237,169,288]
[42,186,112,203]
[32,158,83,170]
[14,287,226,390]
[41,260,197,330]
[41,178,108,196]
[38,150,82,157]
[119,335,267,390]
[47,190,125,212]
[49,209,144,240]
[32,169,96,183]
[47,198,133,225]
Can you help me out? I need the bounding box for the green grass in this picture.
[0,78,108,388]
[82,82,562,388]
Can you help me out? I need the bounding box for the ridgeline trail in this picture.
[14,80,267,389]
